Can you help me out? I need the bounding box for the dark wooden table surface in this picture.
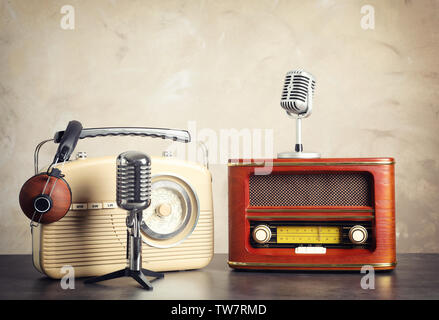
[0,254,438,300]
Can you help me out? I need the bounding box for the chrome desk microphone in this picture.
[85,151,164,290]
[278,69,321,159]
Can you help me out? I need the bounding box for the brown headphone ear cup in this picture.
[19,173,72,224]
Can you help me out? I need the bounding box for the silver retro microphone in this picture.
[85,151,164,290]
[117,152,151,273]
[280,69,315,115]
[117,151,151,211]
[278,69,320,159]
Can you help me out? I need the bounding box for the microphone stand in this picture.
[85,208,164,290]
[294,118,303,153]
[278,88,321,159]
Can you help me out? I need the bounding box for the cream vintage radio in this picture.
[19,122,214,279]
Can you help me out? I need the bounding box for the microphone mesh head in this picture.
[280,69,316,114]
[116,151,151,211]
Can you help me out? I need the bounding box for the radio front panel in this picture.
[228,158,396,271]
[249,221,372,249]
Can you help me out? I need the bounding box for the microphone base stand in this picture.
[85,209,164,290]
[84,268,163,290]
[278,118,321,159]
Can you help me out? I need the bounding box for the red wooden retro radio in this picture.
[228,70,396,271]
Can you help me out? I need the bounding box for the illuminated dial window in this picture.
[277,226,341,244]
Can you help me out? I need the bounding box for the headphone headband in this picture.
[53,120,83,163]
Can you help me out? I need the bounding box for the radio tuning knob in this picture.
[252,225,272,244]
[349,225,368,244]
[156,203,172,217]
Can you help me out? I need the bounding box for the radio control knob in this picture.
[349,225,368,244]
[156,203,172,217]
[252,225,272,244]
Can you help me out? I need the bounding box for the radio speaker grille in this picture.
[249,173,372,207]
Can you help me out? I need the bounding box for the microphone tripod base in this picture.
[84,268,164,290]
[277,151,321,159]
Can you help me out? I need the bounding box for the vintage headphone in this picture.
[19,120,83,224]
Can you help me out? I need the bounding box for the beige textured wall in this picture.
[1,0,438,254]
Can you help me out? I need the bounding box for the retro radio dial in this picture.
[252,225,272,244]
[349,225,368,244]
[140,175,200,248]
